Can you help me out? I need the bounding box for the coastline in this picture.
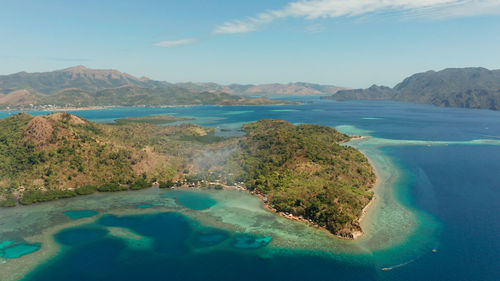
[0,130,432,281]
[0,132,379,243]
[0,101,298,113]
[341,135,379,240]
[345,134,421,249]
[236,134,377,241]
[0,141,415,281]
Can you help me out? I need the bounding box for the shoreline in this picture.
[341,135,379,240]
[0,133,378,242]
[357,140,382,229]
[247,134,377,241]
[0,102,298,113]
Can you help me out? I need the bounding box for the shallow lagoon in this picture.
[1,99,500,280]
[64,210,99,220]
[163,190,217,210]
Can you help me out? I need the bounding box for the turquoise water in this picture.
[232,234,272,249]
[137,204,153,209]
[163,190,217,210]
[0,242,41,259]
[190,228,229,248]
[1,98,500,280]
[0,240,14,249]
[55,227,109,246]
[64,210,99,220]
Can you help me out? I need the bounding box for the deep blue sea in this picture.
[1,98,499,281]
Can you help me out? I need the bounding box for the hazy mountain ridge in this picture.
[176,82,345,96]
[323,67,500,110]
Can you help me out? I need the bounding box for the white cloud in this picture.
[215,21,257,34]
[435,0,500,17]
[154,38,198,48]
[214,13,275,34]
[214,0,500,34]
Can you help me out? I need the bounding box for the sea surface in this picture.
[0,98,499,281]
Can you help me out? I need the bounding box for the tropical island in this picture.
[0,113,375,239]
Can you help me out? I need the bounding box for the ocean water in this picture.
[1,99,499,280]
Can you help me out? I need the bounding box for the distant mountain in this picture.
[323,67,500,110]
[0,66,292,108]
[0,65,163,94]
[175,82,345,96]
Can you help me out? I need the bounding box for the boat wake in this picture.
[381,258,417,271]
[381,247,439,271]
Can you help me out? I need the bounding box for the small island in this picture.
[0,113,375,239]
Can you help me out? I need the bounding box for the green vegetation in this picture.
[159,180,175,189]
[19,189,78,205]
[228,120,375,238]
[130,178,152,190]
[114,115,194,125]
[0,113,376,238]
[96,183,129,192]
[0,194,16,207]
[324,67,500,110]
[0,112,232,205]
[75,185,98,195]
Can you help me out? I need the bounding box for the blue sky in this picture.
[1,0,499,88]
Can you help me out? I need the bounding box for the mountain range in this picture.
[2,66,499,110]
[0,66,342,109]
[176,82,345,96]
[323,67,500,110]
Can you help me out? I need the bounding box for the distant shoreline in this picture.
[0,102,298,113]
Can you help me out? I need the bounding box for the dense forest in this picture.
[0,113,232,206]
[228,120,376,238]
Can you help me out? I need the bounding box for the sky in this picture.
[1,0,500,88]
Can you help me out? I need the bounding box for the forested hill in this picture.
[0,112,226,206]
[230,120,376,238]
[323,67,500,110]
[0,66,291,108]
